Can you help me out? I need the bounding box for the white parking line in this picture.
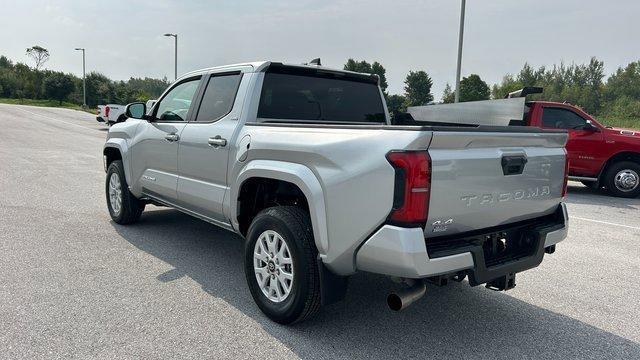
[572,216,640,231]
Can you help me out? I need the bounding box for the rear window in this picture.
[195,73,242,122]
[257,72,386,123]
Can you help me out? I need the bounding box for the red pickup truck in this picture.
[407,91,640,198]
[524,101,640,198]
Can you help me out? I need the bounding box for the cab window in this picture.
[195,73,242,122]
[154,77,201,121]
[542,107,587,130]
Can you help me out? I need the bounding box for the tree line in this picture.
[1,47,639,124]
[346,57,640,123]
[0,47,170,107]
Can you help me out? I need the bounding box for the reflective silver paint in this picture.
[357,203,569,279]
[104,61,568,277]
[425,131,567,238]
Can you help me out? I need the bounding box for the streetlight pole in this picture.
[164,33,178,80]
[454,0,466,103]
[74,48,86,107]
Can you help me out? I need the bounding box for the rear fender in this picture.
[231,160,329,257]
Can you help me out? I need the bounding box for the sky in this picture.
[1,0,639,99]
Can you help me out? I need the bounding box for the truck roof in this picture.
[180,61,379,84]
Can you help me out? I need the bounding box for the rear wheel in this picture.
[106,160,145,224]
[603,161,640,198]
[244,206,321,324]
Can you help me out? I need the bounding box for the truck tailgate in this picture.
[425,130,567,238]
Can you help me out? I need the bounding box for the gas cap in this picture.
[236,135,251,162]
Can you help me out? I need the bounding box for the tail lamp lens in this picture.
[562,151,569,197]
[386,151,431,225]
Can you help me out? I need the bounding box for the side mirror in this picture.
[125,102,147,120]
[584,120,600,132]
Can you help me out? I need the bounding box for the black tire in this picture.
[580,180,599,190]
[244,206,321,324]
[105,160,145,224]
[603,161,640,198]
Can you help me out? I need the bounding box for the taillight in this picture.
[105,106,110,117]
[562,150,569,197]
[386,150,431,226]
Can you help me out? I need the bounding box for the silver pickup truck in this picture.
[103,61,569,324]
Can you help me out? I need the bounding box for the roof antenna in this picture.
[309,58,321,66]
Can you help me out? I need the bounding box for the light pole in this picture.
[164,33,178,80]
[74,48,86,107]
[454,0,466,103]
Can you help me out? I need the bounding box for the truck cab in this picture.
[525,101,640,197]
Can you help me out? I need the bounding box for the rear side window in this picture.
[195,73,242,122]
[542,107,587,129]
[258,72,385,123]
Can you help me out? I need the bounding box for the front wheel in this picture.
[244,206,321,324]
[106,160,145,224]
[604,161,640,198]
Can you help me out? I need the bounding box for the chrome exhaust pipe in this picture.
[387,281,426,311]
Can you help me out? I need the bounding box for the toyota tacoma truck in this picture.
[103,61,569,324]
[409,88,640,198]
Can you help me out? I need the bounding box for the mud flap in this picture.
[318,258,349,305]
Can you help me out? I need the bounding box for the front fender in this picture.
[103,138,131,185]
[231,160,329,257]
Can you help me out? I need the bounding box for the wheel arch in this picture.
[598,151,640,183]
[232,160,329,256]
[103,139,132,185]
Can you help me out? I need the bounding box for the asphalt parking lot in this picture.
[1,104,638,359]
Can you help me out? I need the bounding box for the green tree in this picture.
[25,46,49,70]
[491,74,522,99]
[344,59,388,93]
[459,74,490,102]
[491,58,605,115]
[404,70,433,106]
[43,73,75,104]
[386,94,406,115]
[442,83,455,103]
[85,72,114,106]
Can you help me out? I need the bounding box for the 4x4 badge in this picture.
[432,218,453,233]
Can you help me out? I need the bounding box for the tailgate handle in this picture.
[501,155,527,176]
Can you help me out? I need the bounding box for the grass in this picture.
[0,98,95,114]
[597,116,640,130]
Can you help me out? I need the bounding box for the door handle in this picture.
[164,133,179,142]
[208,136,227,148]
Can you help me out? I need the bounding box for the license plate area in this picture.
[481,229,538,268]
[425,205,565,286]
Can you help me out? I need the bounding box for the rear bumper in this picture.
[355,203,568,280]
[96,116,105,123]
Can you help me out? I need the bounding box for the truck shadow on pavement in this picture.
[566,183,640,210]
[113,208,638,359]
